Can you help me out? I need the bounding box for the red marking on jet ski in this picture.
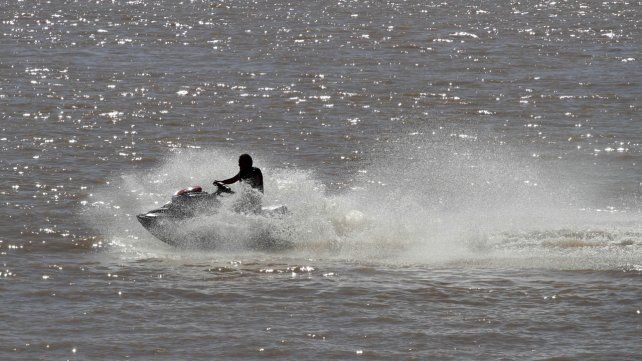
[175,186,202,196]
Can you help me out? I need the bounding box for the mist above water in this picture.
[86,131,641,270]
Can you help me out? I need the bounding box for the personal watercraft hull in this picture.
[136,186,290,250]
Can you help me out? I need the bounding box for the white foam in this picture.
[84,136,641,270]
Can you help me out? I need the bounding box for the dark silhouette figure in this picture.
[214,154,264,193]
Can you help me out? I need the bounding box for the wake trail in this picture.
[84,133,642,270]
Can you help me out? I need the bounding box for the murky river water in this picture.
[1,0,641,359]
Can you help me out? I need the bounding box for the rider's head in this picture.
[239,153,253,170]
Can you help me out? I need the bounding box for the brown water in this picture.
[1,0,641,359]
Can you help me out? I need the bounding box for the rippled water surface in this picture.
[1,0,641,359]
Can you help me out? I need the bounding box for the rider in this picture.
[214,154,264,193]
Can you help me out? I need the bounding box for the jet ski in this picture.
[136,182,290,249]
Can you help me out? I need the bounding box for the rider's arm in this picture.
[255,169,264,193]
[215,173,240,185]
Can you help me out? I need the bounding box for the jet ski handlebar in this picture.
[213,181,234,194]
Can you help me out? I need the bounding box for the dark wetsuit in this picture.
[236,167,263,193]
